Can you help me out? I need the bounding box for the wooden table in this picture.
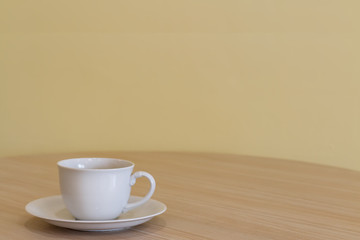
[1,152,360,239]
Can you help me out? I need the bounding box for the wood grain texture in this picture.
[1,152,360,239]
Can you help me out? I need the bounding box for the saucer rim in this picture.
[25,195,167,224]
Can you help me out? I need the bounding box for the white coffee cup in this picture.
[58,158,156,221]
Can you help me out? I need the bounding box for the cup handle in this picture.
[123,171,156,212]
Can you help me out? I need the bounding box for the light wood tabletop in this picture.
[1,152,360,239]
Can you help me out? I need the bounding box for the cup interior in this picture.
[58,158,133,170]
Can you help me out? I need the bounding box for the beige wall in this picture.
[1,1,360,170]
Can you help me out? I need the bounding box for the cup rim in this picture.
[57,157,134,171]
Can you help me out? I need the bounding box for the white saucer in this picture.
[25,195,167,231]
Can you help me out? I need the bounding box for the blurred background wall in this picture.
[1,1,360,170]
